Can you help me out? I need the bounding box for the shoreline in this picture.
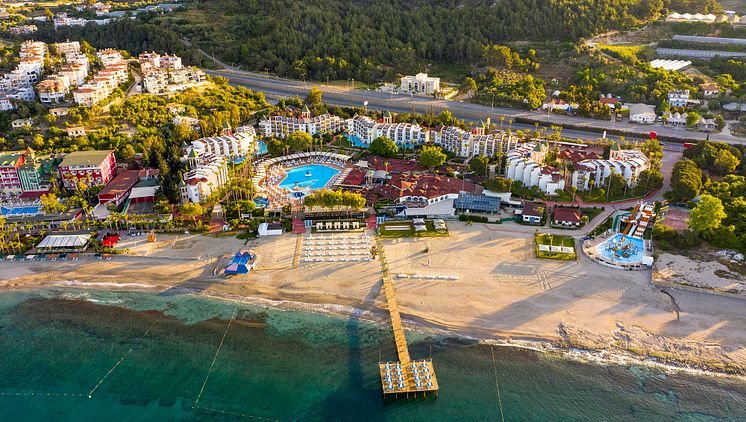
[5,281,745,383]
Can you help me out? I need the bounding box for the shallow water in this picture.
[0,289,743,421]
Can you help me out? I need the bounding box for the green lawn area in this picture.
[580,207,604,221]
[535,233,576,260]
[379,220,449,238]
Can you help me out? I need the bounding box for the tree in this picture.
[636,169,663,193]
[180,202,205,223]
[369,136,398,158]
[266,138,289,157]
[460,77,477,96]
[670,159,703,202]
[483,176,511,192]
[607,172,627,199]
[305,86,323,106]
[686,111,701,128]
[287,131,312,152]
[469,155,489,176]
[419,145,447,169]
[713,149,740,176]
[688,194,726,233]
[40,193,66,214]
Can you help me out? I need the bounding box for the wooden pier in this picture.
[374,237,439,397]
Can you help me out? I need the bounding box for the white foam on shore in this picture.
[16,283,744,381]
[54,281,159,289]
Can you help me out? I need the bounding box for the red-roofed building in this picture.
[97,169,139,206]
[552,207,583,227]
[370,173,481,217]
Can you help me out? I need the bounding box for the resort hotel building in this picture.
[258,106,345,138]
[570,143,650,190]
[347,112,429,147]
[505,141,650,195]
[180,154,229,204]
[505,142,566,195]
[431,122,515,158]
[182,128,258,161]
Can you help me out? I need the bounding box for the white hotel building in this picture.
[259,107,345,138]
[506,142,566,195]
[183,129,257,161]
[347,113,429,147]
[180,155,229,204]
[431,123,514,158]
[570,143,650,190]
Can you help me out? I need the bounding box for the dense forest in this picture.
[152,0,674,83]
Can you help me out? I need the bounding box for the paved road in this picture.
[207,69,746,145]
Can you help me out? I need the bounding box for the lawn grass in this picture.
[379,221,449,238]
[535,233,576,260]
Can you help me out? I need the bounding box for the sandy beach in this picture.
[1,223,744,376]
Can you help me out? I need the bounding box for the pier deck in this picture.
[374,237,439,396]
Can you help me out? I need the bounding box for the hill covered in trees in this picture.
[154,0,677,83]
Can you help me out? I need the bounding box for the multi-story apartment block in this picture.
[259,107,345,138]
[57,150,116,190]
[139,51,183,75]
[37,76,69,104]
[72,62,128,106]
[54,40,81,57]
[96,49,124,67]
[9,25,37,35]
[0,151,24,193]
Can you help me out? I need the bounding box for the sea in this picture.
[0,289,744,421]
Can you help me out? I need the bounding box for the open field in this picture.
[0,224,744,374]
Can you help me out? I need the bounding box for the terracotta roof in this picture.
[553,207,582,223]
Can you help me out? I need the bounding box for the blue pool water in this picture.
[597,234,645,263]
[278,164,340,190]
[0,205,41,216]
[345,134,415,150]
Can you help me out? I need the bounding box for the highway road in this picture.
[207,68,746,145]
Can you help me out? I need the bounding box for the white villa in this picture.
[570,143,650,190]
[400,73,440,95]
[505,142,565,195]
[259,107,345,138]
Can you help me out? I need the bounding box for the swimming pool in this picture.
[345,134,415,150]
[1,205,41,216]
[278,164,340,191]
[596,234,645,263]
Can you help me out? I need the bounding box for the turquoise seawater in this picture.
[0,289,744,421]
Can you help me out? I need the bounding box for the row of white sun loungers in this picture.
[305,246,370,252]
[303,257,372,263]
[396,274,459,280]
[309,234,368,239]
[305,251,371,257]
[305,240,370,245]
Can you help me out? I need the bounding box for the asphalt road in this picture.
[207,68,746,145]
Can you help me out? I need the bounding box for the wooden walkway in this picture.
[374,236,438,397]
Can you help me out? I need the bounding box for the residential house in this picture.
[627,103,657,124]
[11,118,33,129]
[668,89,690,108]
[699,82,720,98]
[552,207,583,227]
[521,202,544,224]
[66,126,86,137]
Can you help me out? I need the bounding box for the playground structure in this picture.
[621,202,656,239]
[603,235,641,259]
